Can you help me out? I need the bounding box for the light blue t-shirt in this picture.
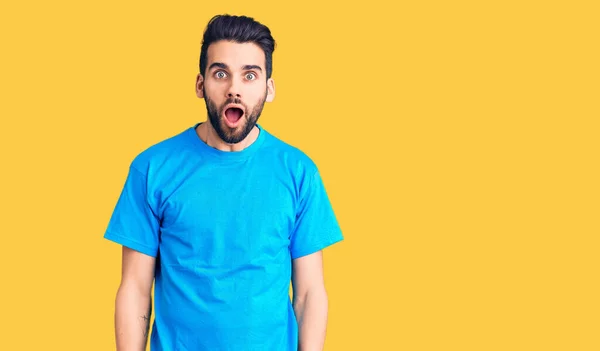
[103,122,344,350]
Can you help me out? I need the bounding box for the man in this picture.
[104,14,344,351]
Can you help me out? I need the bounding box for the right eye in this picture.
[215,71,227,79]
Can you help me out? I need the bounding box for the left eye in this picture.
[246,73,256,80]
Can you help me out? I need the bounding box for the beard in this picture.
[203,89,267,144]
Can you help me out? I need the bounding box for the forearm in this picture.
[115,284,152,351]
[293,288,329,351]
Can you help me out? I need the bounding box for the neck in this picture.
[197,121,259,152]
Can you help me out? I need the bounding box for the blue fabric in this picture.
[104,122,344,350]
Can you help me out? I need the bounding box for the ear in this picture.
[195,73,204,99]
[266,78,275,102]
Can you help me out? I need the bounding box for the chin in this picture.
[221,119,251,144]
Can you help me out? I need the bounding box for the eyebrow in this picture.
[208,62,263,73]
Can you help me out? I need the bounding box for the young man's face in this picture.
[196,40,275,144]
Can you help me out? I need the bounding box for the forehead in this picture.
[206,40,265,70]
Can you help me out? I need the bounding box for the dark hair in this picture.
[199,14,276,79]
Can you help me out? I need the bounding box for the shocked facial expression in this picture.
[196,40,275,144]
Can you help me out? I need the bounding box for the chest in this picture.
[157,165,297,266]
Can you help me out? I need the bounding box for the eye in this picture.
[245,72,257,81]
[215,71,227,79]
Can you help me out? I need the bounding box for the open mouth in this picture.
[224,107,244,124]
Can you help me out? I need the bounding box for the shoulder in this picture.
[128,126,192,175]
[261,127,320,178]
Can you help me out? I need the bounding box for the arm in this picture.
[292,250,329,351]
[114,246,156,351]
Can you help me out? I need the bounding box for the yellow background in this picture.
[1,0,598,350]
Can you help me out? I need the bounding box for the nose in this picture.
[227,78,242,98]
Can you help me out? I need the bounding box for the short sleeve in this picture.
[290,170,344,259]
[103,165,160,257]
